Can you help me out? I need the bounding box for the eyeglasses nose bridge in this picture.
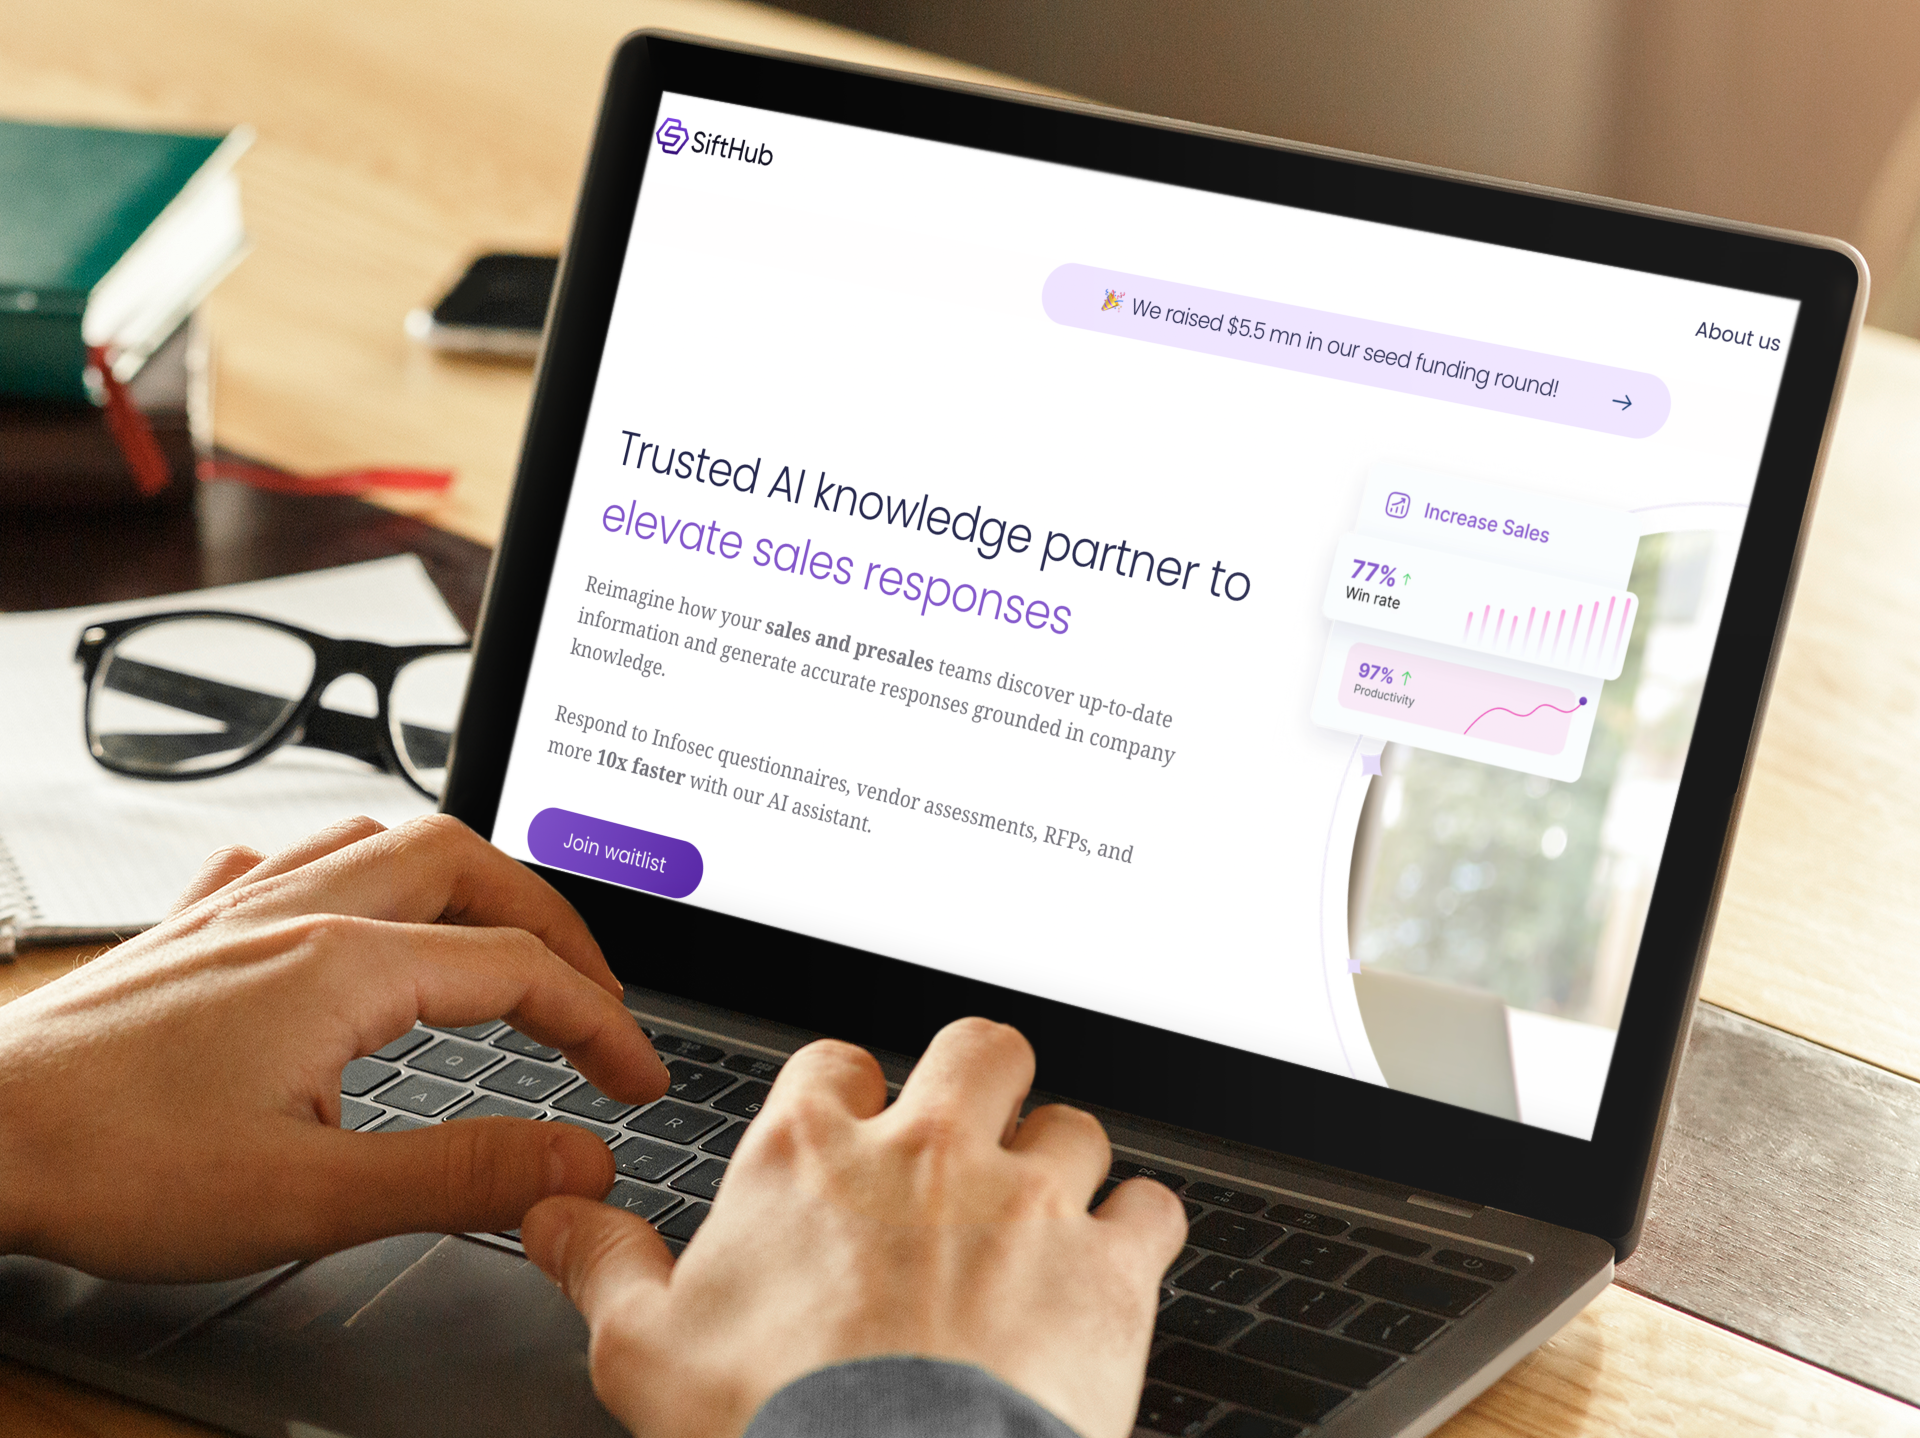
[309,637,408,700]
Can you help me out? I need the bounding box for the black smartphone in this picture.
[404,252,557,359]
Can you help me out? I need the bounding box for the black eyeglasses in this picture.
[75,610,472,799]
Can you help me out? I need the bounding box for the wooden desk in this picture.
[6,2,1920,1433]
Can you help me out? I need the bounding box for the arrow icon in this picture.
[1613,394,1633,411]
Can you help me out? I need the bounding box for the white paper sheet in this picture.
[0,556,466,933]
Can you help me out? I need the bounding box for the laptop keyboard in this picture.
[339,1021,1527,1436]
[341,1019,766,1251]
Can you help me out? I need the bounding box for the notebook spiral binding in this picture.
[0,831,43,959]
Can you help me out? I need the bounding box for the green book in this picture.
[0,118,250,402]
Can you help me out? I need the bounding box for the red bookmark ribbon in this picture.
[88,345,455,499]
[197,458,454,496]
[86,345,172,497]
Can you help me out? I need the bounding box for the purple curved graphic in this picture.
[1463,695,1587,737]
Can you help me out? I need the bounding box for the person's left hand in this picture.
[0,813,669,1281]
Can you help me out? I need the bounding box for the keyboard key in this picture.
[701,1121,748,1158]
[1200,1411,1304,1438]
[339,1096,382,1130]
[1113,1160,1190,1192]
[614,1135,697,1182]
[340,1058,397,1096]
[1264,1203,1348,1237]
[713,1079,770,1118]
[407,1038,503,1081]
[552,1083,639,1124]
[1175,1256,1278,1306]
[1233,1320,1398,1388]
[1265,1233,1366,1282]
[431,1021,504,1040]
[651,1034,726,1064]
[604,1179,680,1221]
[1137,1383,1216,1436]
[1157,1296,1255,1346]
[670,1158,729,1201]
[1186,1183,1269,1214]
[1432,1249,1517,1282]
[449,1093,542,1121]
[658,1200,709,1241]
[378,1073,470,1116]
[1190,1212,1285,1259]
[1342,1302,1445,1354]
[1167,1245,1201,1276]
[1147,1342,1347,1425]
[1349,1226,1428,1258]
[492,1028,563,1061]
[664,1061,735,1104]
[548,1114,621,1143]
[720,1052,783,1081]
[1346,1256,1491,1318]
[480,1057,575,1102]
[627,1099,726,1144]
[1258,1279,1362,1330]
[372,1113,432,1132]
[372,1028,433,1061]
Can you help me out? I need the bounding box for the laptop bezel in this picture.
[443,31,1862,1255]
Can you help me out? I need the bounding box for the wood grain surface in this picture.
[1700,326,1920,1082]
[1619,1002,1920,1403]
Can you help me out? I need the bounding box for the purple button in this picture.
[527,808,703,899]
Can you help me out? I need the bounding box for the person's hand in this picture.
[524,1017,1187,1438]
[0,814,668,1281]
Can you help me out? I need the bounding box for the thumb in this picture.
[302,1117,615,1248]
[522,1192,675,1327]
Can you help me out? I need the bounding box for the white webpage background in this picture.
[492,94,1797,1090]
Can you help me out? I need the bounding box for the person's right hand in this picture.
[524,1016,1187,1438]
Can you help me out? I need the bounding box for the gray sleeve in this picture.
[741,1356,1085,1438]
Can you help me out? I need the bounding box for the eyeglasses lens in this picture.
[89,618,317,776]
[389,650,472,797]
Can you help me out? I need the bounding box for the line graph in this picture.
[1339,642,1586,756]
[1464,695,1588,736]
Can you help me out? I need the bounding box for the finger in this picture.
[1092,1176,1190,1281]
[756,1037,889,1128]
[327,918,666,1104]
[522,1194,674,1330]
[1007,1103,1111,1200]
[888,1017,1035,1144]
[168,844,267,913]
[226,815,388,884]
[289,1117,615,1252]
[243,814,619,999]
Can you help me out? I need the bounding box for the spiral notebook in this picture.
[0,555,464,953]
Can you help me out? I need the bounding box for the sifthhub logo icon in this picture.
[1384,491,1411,519]
[656,118,689,155]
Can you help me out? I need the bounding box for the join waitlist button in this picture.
[527,807,703,899]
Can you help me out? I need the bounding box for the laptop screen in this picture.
[486,93,1800,1142]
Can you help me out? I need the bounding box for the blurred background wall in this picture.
[774,0,1920,327]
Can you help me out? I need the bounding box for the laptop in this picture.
[0,31,1863,1438]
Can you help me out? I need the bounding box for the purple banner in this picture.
[527,807,703,899]
[1041,263,1670,438]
